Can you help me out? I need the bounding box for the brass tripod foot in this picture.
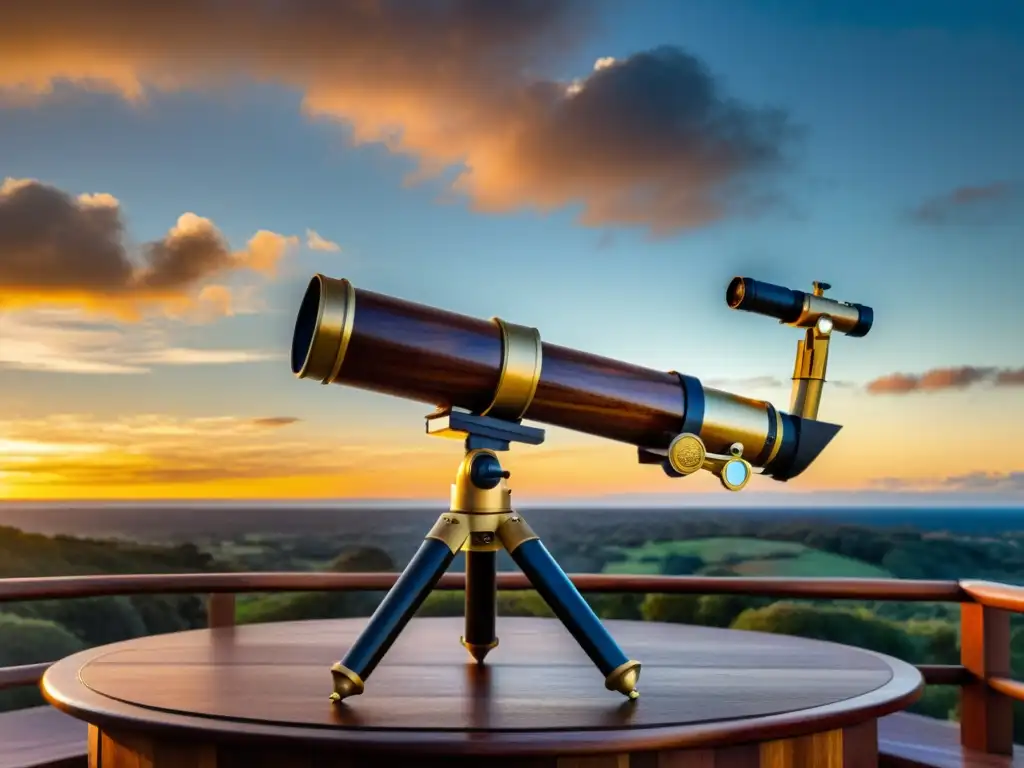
[460,636,499,664]
[605,660,641,700]
[329,662,365,703]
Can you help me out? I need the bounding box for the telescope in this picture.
[290,274,873,704]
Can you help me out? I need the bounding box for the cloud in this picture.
[908,182,1018,225]
[0,308,280,374]
[306,229,340,252]
[702,375,856,391]
[250,417,301,428]
[995,368,1024,386]
[704,375,787,390]
[0,3,799,235]
[0,178,297,317]
[866,365,1024,394]
[868,472,1024,494]
[943,471,1024,492]
[0,414,346,487]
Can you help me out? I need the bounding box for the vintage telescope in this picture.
[292,274,873,492]
[290,274,873,704]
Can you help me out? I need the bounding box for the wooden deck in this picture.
[878,713,1024,768]
[0,706,85,768]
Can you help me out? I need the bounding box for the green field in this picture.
[603,537,891,578]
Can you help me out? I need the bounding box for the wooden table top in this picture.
[41,617,922,756]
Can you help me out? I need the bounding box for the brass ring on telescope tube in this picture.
[481,318,543,421]
[765,407,784,466]
[324,278,356,385]
[295,275,357,385]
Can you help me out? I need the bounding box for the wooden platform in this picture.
[0,706,86,768]
[5,708,1021,768]
[40,617,923,766]
[878,713,1024,768]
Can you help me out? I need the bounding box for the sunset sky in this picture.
[0,1,1022,503]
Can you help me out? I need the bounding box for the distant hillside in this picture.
[603,537,892,578]
[0,525,227,711]
[1,503,1023,543]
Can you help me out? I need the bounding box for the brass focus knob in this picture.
[667,433,706,476]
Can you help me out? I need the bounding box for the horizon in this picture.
[2,492,1022,510]
[1,2,1022,503]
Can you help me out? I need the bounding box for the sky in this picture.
[0,0,1022,504]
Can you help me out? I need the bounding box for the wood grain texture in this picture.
[0,662,50,691]
[2,707,1004,768]
[336,288,503,413]
[842,720,879,768]
[526,342,685,447]
[959,582,1024,614]
[0,705,86,768]
[205,594,235,630]
[90,728,885,767]
[959,604,1013,755]
[877,712,1024,767]
[42,617,921,757]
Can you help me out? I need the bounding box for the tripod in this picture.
[329,408,641,703]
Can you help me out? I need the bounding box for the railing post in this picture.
[207,592,237,629]
[960,601,1013,754]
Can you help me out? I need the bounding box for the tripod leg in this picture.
[496,514,641,700]
[462,547,498,663]
[330,513,469,702]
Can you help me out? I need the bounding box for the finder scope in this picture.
[727,277,873,337]
[292,274,873,492]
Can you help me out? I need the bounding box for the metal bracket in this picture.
[425,407,546,452]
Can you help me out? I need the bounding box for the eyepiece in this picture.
[726,276,873,337]
[726,277,804,324]
[725,277,744,307]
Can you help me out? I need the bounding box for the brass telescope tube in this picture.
[291,274,833,481]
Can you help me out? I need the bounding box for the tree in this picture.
[0,613,84,711]
[662,555,704,576]
[329,546,395,573]
[696,595,771,628]
[641,594,701,624]
[587,594,645,620]
[730,602,918,661]
[905,620,959,665]
[416,590,555,619]
[6,596,147,646]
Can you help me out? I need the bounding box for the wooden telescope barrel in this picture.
[290,275,838,481]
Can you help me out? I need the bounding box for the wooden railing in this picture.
[0,573,1021,757]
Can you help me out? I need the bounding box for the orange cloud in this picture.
[0,309,280,374]
[866,365,1024,394]
[0,178,297,318]
[0,3,798,235]
[0,414,329,491]
[2,407,1020,500]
